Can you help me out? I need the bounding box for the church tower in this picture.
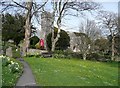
[40,11,53,50]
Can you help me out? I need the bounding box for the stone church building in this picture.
[40,11,79,52]
[40,11,53,50]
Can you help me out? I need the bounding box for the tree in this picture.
[98,11,118,60]
[47,27,70,51]
[114,34,120,55]
[79,19,101,52]
[74,32,90,60]
[94,37,109,54]
[1,0,48,56]
[107,34,120,56]
[2,13,25,44]
[30,36,39,49]
[51,0,100,52]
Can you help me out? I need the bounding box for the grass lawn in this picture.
[2,58,23,86]
[24,57,119,86]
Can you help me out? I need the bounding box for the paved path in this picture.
[16,58,36,86]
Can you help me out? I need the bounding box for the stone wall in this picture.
[27,49,47,55]
[67,32,80,52]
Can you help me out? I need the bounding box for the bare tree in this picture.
[51,0,100,52]
[79,19,101,52]
[98,11,118,61]
[74,32,90,60]
[1,0,48,56]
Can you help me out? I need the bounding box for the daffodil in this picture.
[11,61,14,64]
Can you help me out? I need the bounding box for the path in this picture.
[16,58,36,86]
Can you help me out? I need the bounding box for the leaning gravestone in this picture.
[6,47,12,57]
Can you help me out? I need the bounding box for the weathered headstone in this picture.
[6,47,12,57]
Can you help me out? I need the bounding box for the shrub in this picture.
[35,42,40,49]
[46,27,70,51]
[70,52,83,59]
[26,52,42,58]
[12,47,21,58]
[53,53,66,59]
[30,36,39,49]
[53,50,82,59]
[87,53,100,61]
[86,53,111,61]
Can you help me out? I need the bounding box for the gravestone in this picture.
[0,50,3,55]
[6,47,12,57]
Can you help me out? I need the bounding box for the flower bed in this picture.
[1,55,23,86]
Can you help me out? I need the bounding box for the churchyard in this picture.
[1,0,120,87]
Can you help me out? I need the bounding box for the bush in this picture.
[30,36,39,49]
[86,53,111,61]
[12,47,21,58]
[70,52,83,59]
[46,27,70,51]
[53,53,66,59]
[87,53,100,61]
[35,42,41,49]
[26,52,42,58]
[53,50,83,59]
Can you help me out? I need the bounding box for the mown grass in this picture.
[24,57,119,86]
[2,58,23,86]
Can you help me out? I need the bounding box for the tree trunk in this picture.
[51,25,55,52]
[83,53,86,60]
[22,1,32,56]
[51,25,61,52]
[51,40,56,52]
[111,35,115,61]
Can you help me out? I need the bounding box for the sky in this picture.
[62,1,118,32]
[35,1,119,38]
[39,1,118,34]
[2,0,119,37]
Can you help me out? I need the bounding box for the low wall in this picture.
[27,49,47,55]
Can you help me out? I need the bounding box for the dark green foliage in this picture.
[53,50,111,61]
[46,27,70,51]
[86,53,111,61]
[2,13,25,45]
[53,50,83,59]
[12,46,21,58]
[87,53,101,61]
[94,38,109,53]
[30,36,39,48]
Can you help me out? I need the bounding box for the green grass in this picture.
[24,57,119,86]
[2,58,23,86]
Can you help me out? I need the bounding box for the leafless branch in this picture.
[32,0,48,17]
[12,0,28,10]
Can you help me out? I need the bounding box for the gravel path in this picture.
[15,58,36,86]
